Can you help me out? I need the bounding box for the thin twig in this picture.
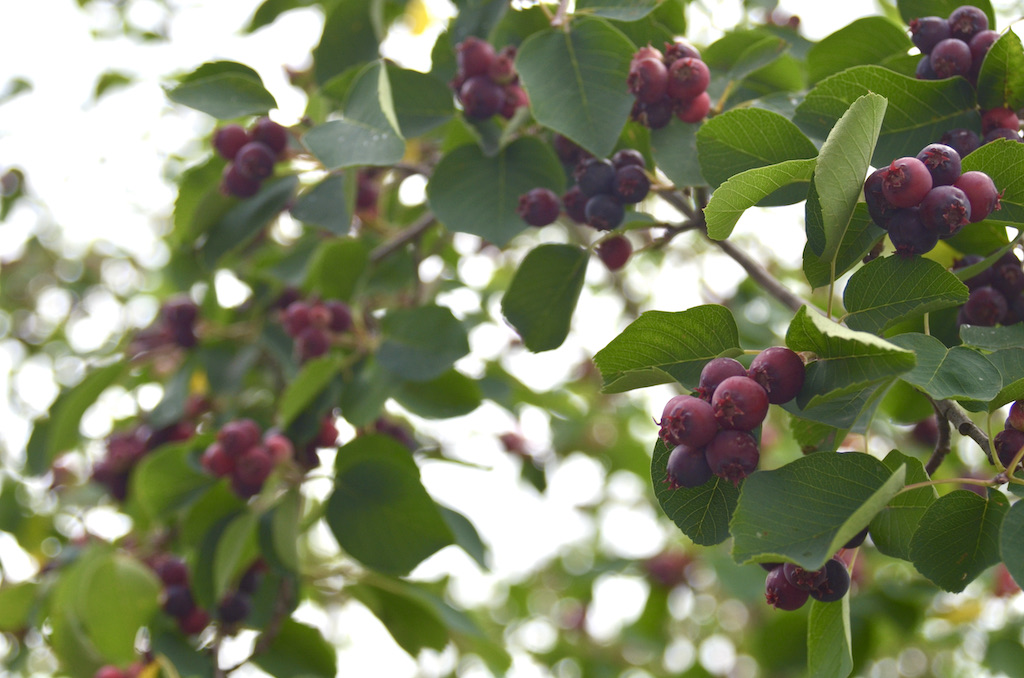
[925,410,952,476]
[654,188,699,222]
[369,212,437,263]
[551,0,571,26]
[710,237,808,314]
[931,397,994,465]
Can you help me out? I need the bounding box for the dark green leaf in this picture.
[575,0,659,21]
[130,439,217,520]
[516,17,636,157]
[704,158,817,240]
[165,64,277,119]
[278,355,345,428]
[807,597,853,678]
[254,620,338,678]
[977,30,1024,111]
[501,244,587,353]
[200,175,298,267]
[290,173,352,234]
[652,439,739,546]
[806,17,912,85]
[303,237,370,301]
[377,305,470,382]
[999,500,1024,589]
[869,450,936,560]
[651,121,706,188]
[394,369,483,419]
[731,452,905,569]
[326,435,454,575]
[973,348,1024,411]
[593,305,741,392]
[888,333,1002,401]
[338,358,398,427]
[312,0,380,86]
[427,137,565,246]
[908,489,1009,593]
[961,324,1024,350]
[386,63,454,137]
[347,583,449,655]
[439,505,489,570]
[259,490,301,573]
[803,204,885,289]
[895,0,995,28]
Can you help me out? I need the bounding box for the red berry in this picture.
[658,395,718,448]
[234,445,273,488]
[697,357,747,401]
[459,76,505,119]
[177,607,210,635]
[283,301,312,336]
[213,125,250,160]
[711,376,769,431]
[155,556,189,587]
[317,416,339,447]
[456,37,497,78]
[705,429,760,483]
[765,565,809,610]
[296,327,331,360]
[628,58,669,104]
[632,45,664,64]
[675,92,711,124]
[201,442,234,476]
[597,235,632,271]
[663,40,701,64]
[264,432,295,465]
[954,170,1000,222]
[250,117,288,157]
[517,188,561,227]
[666,58,710,101]
[863,169,896,228]
[1007,400,1024,432]
[747,347,805,405]
[500,84,529,119]
[325,300,353,332]
[881,157,933,208]
[562,185,588,223]
[982,108,1020,134]
[94,666,126,678]
[218,419,262,457]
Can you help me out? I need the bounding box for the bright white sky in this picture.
[0,1,974,677]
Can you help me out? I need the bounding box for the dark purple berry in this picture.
[553,134,590,167]
[597,235,632,271]
[218,420,261,458]
[844,526,869,549]
[456,37,496,78]
[663,40,701,64]
[221,163,261,198]
[296,326,330,360]
[1007,400,1024,432]
[213,125,250,160]
[666,58,710,101]
[234,142,276,181]
[809,558,851,603]
[919,185,971,237]
[460,76,505,119]
[954,171,1000,222]
[995,428,1024,468]
[948,5,989,43]
[969,30,1000,70]
[916,143,962,186]
[162,297,199,348]
[162,585,195,619]
[984,128,1022,143]
[705,429,760,483]
[238,561,266,594]
[941,128,981,158]
[628,58,669,104]
[584,194,625,231]
[283,301,312,337]
[712,376,769,430]
[760,562,784,572]
[910,16,951,54]
[631,97,674,129]
[155,557,189,587]
[562,186,588,223]
[954,254,997,290]
[864,169,896,228]
[982,108,1020,134]
[575,159,617,197]
[612,165,650,204]
[251,118,288,157]
[659,394,719,448]
[747,347,805,404]
[963,286,1008,325]
[993,253,1024,298]
[676,92,711,124]
[611,149,646,170]
[915,55,938,80]
[697,357,747,401]
[665,443,713,489]
[882,157,932,208]
[325,300,353,333]
[930,38,973,78]
[783,562,827,592]
[888,207,938,257]
[517,188,561,227]
[765,565,809,611]
[217,592,251,624]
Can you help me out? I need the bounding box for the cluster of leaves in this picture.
[7,0,1024,677]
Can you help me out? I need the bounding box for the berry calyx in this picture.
[948,5,989,43]
[765,565,809,610]
[919,185,971,237]
[783,562,827,591]
[930,38,973,78]
[881,157,933,208]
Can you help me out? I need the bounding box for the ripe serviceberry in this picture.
[711,376,769,430]
[234,142,277,181]
[457,37,496,78]
[659,395,719,448]
[221,164,261,198]
[888,208,938,258]
[597,235,632,271]
[984,128,1022,143]
[981,108,1019,134]
[628,58,669,104]
[218,419,261,457]
[251,117,288,157]
[765,565,809,610]
[162,585,195,618]
[562,186,588,223]
[882,157,933,208]
[213,125,250,160]
[953,254,997,290]
[941,128,981,157]
[517,188,561,226]
[930,38,973,78]
[234,445,274,488]
[296,326,330,360]
[155,557,189,587]
[844,526,869,549]
[666,443,713,489]
[575,159,617,197]
[995,428,1024,468]
[916,143,961,186]
[783,563,827,591]
[916,55,938,80]
[919,185,971,237]
[201,442,235,476]
[612,149,645,170]
[697,357,747,401]
[631,97,674,129]
[910,16,951,54]
[1007,400,1024,432]
[500,84,529,118]
[666,58,710,100]
[993,254,1024,297]
[178,607,210,635]
[948,5,989,42]
[553,134,590,167]
[460,76,505,119]
[218,592,252,625]
[747,347,805,404]
[705,429,760,483]
[584,194,625,231]
[676,92,711,124]
[954,170,1000,222]
[612,165,650,203]
[488,47,517,85]
[970,30,1000,70]
[663,40,701,64]
[863,169,895,228]
[963,286,1008,325]
[809,558,851,602]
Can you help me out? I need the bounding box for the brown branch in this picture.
[925,410,952,476]
[369,212,437,263]
[710,237,809,314]
[931,397,994,465]
[654,188,700,222]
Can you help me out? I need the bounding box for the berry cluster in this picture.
[214,117,289,198]
[564,150,652,231]
[627,41,711,129]
[660,347,805,488]
[911,6,997,82]
[92,411,200,500]
[128,296,200,358]
[863,143,1000,257]
[763,555,852,610]
[993,400,1024,469]
[953,250,1024,326]
[451,37,528,120]
[152,556,211,635]
[280,297,353,362]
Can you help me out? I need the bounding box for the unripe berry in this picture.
[94,666,126,678]
[517,188,561,227]
[675,92,711,124]
[697,357,747,401]
[705,429,760,483]
[711,376,769,431]
[747,347,805,404]
[659,394,719,448]
[666,58,710,101]
[765,565,809,610]
[213,125,250,160]
[982,108,1020,134]
[665,443,713,489]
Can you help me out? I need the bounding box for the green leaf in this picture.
[731,452,905,570]
[254,620,338,678]
[245,0,317,32]
[999,500,1024,589]
[312,0,380,86]
[806,93,887,262]
[426,137,565,246]
[651,121,706,188]
[200,175,298,267]
[704,31,789,83]
[130,439,217,520]
[593,305,741,393]
[304,237,370,301]
[501,244,588,353]
[259,490,301,573]
[377,305,470,382]
[439,505,489,570]
[574,0,659,21]
[78,553,161,664]
[895,0,995,29]
[326,435,454,575]
[961,138,1024,224]
[338,358,398,427]
[973,348,1024,411]
[386,63,454,137]
[394,369,483,419]
[303,63,405,170]
[26,361,127,475]
[961,324,1024,350]
[165,62,277,119]
[213,512,260,601]
[0,582,37,631]
[696,108,818,190]
[278,355,345,428]
[794,66,978,167]
[704,158,817,240]
[806,17,912,85]
[869,450,936,561]
[652,439,739,546]
[516,17,636,158]
[977,30,1024,111]
[347,583,449,655]
[807,597,853,678]
[887,333,1002,401]
[289,173,352,234]
[908,489,1009,593]
[803,204,886,289]
[842,256,969,334]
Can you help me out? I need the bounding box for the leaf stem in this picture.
[369,212,437,263]
[899,476,997,494]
